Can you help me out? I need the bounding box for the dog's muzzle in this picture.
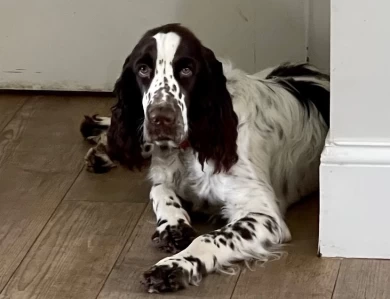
[146,103,183,143]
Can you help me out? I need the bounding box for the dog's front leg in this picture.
[149,184,197,254]
[142,182,291,293]
[80,115,116,173]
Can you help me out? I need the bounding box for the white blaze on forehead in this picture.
[154,32,181,65]
[142,32,188,134]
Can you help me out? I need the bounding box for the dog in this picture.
[80,23,329,293]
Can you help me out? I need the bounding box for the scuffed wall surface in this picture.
[0,0,309,91]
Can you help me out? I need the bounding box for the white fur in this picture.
[146,60,328,287]
[94,116,111,127]
[143,32,189,135]
[83,58,328,291]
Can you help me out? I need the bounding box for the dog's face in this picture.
[108,24,238,172]
[131,30,202,145]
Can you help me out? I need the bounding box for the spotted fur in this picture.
[80,23,329,293]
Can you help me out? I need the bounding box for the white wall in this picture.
[0,0,310,91]
[308,0,330,72]
[330,0,390,143]
[320,0,390,258]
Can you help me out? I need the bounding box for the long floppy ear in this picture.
[106,57,146,170]
[188,47,239,173]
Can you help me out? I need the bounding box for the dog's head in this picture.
[108,23,238,172]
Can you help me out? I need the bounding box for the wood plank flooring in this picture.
[0,93,389,299]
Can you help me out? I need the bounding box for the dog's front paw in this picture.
[142,256,204,293]
[84,145,116,174]
[151,219,197,253]
[142,263,189,293]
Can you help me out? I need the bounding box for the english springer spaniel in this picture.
[80,23,329,293]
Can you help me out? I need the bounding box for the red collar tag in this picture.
[179,140,190,150]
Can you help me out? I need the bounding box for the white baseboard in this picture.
[319,137,390,259]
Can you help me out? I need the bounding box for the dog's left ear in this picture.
[188,47,239,173]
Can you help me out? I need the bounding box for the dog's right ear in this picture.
[107,56,146,170]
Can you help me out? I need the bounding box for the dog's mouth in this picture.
[145,129,187,147]
[150,139,189,149]
[141,139,190,158]
[153,139,178,147]
[145,119,186,144]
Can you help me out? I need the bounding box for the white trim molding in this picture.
[319,136,390,258]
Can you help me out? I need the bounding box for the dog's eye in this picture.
[138,65,151,78]
[180,67,192,78]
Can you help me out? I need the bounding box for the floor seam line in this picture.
[0,96,29,133]
[0,165,85,294]
[94,202,149,299]
[331,259,342,299]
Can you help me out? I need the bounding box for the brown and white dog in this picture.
[80,23,329,293]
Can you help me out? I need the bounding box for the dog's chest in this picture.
[186,158,227,205]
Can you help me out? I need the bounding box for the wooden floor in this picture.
[0,94,389,299]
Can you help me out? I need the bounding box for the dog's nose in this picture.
[148,105,176,126]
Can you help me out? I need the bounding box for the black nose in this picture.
[148,105,176,126]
